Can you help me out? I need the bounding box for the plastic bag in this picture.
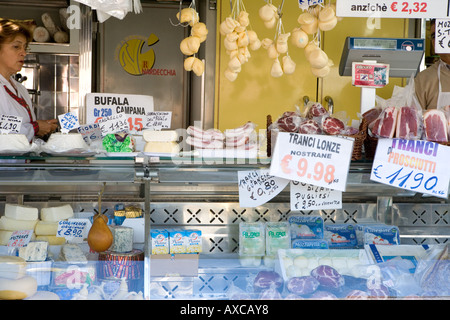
[414,244,449,296]
[74,0,142,22]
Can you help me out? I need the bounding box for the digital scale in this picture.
[339,37,425,113]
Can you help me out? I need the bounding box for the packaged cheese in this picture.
[185,229,202,253]
[168,229,186,254]
[0,255,27,280]
[4,204,38,221]
[0,216,38,231]
[40,204,74,222]
[150,229,169,255]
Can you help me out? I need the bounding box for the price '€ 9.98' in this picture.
[281,155,336,185]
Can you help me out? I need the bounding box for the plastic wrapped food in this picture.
[102,132,135,152]
[286,276,320,296]
[239,222,265,256]
[310,265,345,289]
[253,271,283,293]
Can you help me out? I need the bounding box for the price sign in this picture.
[238,169,289,207]
[370,138,450,198]
[435,19,450,54]
[298,0,324,10]
[145,111,172,130]
[58,112,80,133]
[77,123,102,144]
[290,181,342,211]
[0,114,22,134]
[7,230,33,247]
[270,133,354,192]
[97,112,130,136]
[86,93,154,135]
[336,1,448,19]
[57,219,91,242]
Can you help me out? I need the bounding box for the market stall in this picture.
[0,0,448,301]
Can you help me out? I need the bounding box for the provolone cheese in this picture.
[0,216,38,231]
[4,204,38,221]
[0,275,37,300]
[35,221,59,236]
[40,204,74,222]
[35,235,66,245]
[0,256,27,280]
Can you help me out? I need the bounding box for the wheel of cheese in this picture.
[0,275,37,300]
[0,256,27,280]
[25,290,60,300]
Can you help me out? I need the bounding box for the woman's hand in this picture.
[36,119,58,137]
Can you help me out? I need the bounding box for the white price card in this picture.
[77,123,102,144]
[370,138,450,199]
[270,133,354,192]
[238,169,289,207]
[336,1,448,19]
[57,219,91,242]
[58,112,80,133]
[97,112,130,136]
[435,19,450,54]
[145,111,172,130]
[0,114,22,134]
[7,230,33,247]
[298,0,324,10]
[290,181,342,211]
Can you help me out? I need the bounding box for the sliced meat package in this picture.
[443,105,450,140]
[371,106,399,138]
[186,126,224,149]
[361,107,382,126]
[395,105,423,140]
[224,121,257,149]
[423,109,448,143]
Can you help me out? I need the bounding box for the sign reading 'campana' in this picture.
[335,0,450,19]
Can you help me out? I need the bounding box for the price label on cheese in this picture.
[336,1,448,18]
[0,114,22,134]
[7,230,33,247]
[97,112,130,136]
[145,111,172,130]
[290,181,342,211]
[435,19,450,54]
[370,138,450,198]
[57,219,91,242]
[77,123,102,144]
[58,112,80,133]
[270,133,354,192]
[238,169,289,207]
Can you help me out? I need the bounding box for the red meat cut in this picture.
[423,109,448,143]
[276,111,303,132]
[322,117,345,135]
[371,106,398,138]
[396,106,421,140]
[306,103,328,119]
[298,119,322,134]
[361,107,381,125]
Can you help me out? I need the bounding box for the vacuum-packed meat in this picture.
[276,112,303,132]
[322,117,345,135]
[396,106,421,140]
[371,106,398,138]
[306,103,328,119]
[298,119,322,134]
[423,109,448,143]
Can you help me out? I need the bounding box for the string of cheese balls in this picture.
[177,6,208,76]
[220,0,262,82]
[259,2,296,78]
[292,3,341,78]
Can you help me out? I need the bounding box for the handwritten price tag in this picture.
[370,138,450,198]
[7,230,33,247]
[0,114,22,134]
[57,219,91,242]
[145,112,172,130]
[238,169,289,207]
[435,19,450,54]
[77,123,102,144]
[270,133,354,192]
[97,112,130,136]
[58,112,80,133]
[290,181,342,211]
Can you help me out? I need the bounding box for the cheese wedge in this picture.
[35,221,59,236]
[144,141,180,154]
[143,130,179,142]
[40,204,74,222]
[0,216,38,231]
[4,204,38,221]
[18,241,48,262]
[0,256,27,280]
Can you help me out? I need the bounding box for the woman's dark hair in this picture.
[0,18,32,46]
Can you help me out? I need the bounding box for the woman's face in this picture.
[0,34,28,78]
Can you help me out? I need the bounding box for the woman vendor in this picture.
[0,19,58,141]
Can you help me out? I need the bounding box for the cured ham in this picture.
[322,117,345,135]
[298,119,322,134]
[305,103,328,119]
[361,107,381,126]
[275,112,303,132]
[423,109,448,143]
[396,106,421,140]
[371,106,398,138]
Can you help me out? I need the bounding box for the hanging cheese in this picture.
[0,216,38,231]
[271,58,284,78]
[291,28,308,48]
[319,17,338,31]
[40,204,74,222]
[0,275,37,300]
[191,22,208,43]
[282,55,296,74]
[308,49,329,69]
[259,3,278,22]
[4,204,38,221]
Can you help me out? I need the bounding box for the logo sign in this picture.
[336,1,449,19]
[86,93,154,134]
[7,230,33,247]
[370,138,450,198]
[58,112,80,133]
[118,34,158,76]
[270,132,354,192]
[290,181,342,211]
[97,112,130,136]
[77,123,102,144]
[0,114,22,134]
[238,169,290,207]
[57,219,91,242]
[435,19,450,54]
[145,111,172,130]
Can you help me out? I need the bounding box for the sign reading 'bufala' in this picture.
[335,0,449,19]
